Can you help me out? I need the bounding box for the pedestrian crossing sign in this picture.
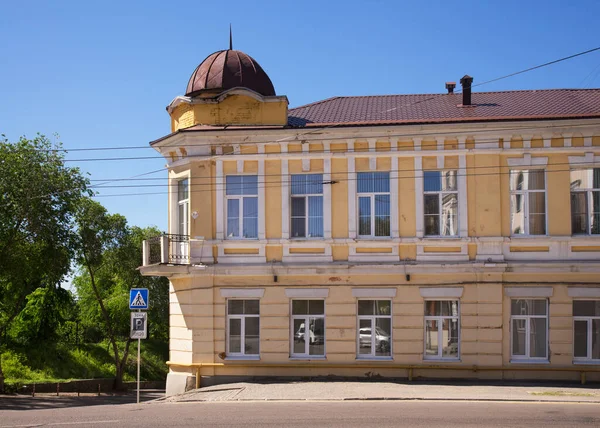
[129,288,149,310]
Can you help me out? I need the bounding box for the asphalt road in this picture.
[1,400,599,427]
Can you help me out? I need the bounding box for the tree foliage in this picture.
[73,199,168,389]
[0,134,89,392]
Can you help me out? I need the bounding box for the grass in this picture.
[2,338,168,387]
[530,391,597,397]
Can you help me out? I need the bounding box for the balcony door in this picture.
[175,179,189,261]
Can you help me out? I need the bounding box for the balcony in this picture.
[141,234,209,276]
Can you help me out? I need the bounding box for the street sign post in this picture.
[129,288,149,404]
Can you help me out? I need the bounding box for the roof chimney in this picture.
[445,82,456,94]
[460,75,473,106]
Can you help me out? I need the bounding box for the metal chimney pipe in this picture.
[460,75,473,106]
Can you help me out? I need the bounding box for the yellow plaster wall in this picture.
[331,158,348,239]
[473,154,502,236]
[547,154,571,236]
[170,94,288,131]
[190,161,213,239]
[398,158,416,237]
[265,160,282,239]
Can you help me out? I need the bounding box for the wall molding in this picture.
[504,287,553,297]
[568,287,600,298]
[285,288,330,298]
[220,288,265,298]
[420,287,464,298]
[352,288,397,298]
[507,153,548,168]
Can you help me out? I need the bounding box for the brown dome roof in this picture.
[185,50,276,97]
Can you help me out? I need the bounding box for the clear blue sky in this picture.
[1,0,600,231]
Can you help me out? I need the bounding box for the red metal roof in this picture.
[287,89,600,127]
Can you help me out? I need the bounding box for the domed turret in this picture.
[185,49,276,98]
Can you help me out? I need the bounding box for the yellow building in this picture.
[140,47,600,395]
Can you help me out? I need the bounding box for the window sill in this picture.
[423,358,461,363]
[225,355,261,361]
[289,238,325,241]
[356,356,394,361]
[509,235,549,239]
[573,360,600,365]
[510,359,550,364]
[289,356,327,361]
[225,238,259,241]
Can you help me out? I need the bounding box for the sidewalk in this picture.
[162,381,600,404]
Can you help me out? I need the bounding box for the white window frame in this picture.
[423,300,460,361]
[290,299,326,358]
[423,170,459,237]
[290,174,324,239]
[226,299,260,358]
[177,178,190,235]
[510,299,549,362]
[570,168,600,236]
[573,300,600,363]
[175,178,190,260]
[509,169,548,236]
[357,172,391,238]
[356,299,393,359]
[225,175,258,240]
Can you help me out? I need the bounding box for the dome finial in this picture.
[229,24,233,50]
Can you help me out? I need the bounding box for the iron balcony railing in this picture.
[143,233,190,266]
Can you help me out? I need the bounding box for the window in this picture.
[423,171,458,236]
[226,175,258,239]
[174,179,190,260]
[510,299,548,361]
[291,300,325,357]
[570,168,600,235]
[510,170,546,235]
[357,172,390,237]
[424,301,460,360]
[573,300,600,362]
[291,174,323,238]
[177,179,189,235]
[357,300,392,358]
[226,300,260,357]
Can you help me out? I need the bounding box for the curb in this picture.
[167,396,600,404]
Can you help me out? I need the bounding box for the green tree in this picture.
[0,134,89,392]
[73,199,168,389]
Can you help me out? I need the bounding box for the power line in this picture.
[474,46,600,88]
[41,118,600,155]
[32,45,600,154]
[88,160,600,189]
[59,125,600,163]
[91,163,599,197]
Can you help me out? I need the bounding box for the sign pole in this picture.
[137,310,141,404]
[129,289,148,405]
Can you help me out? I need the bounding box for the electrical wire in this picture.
[60,125,600,164]
[87,160,600,189]
[90,164,599,197]
[31,45,600,154]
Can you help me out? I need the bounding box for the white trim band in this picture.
[285,288,330,298]
[352,288,397,298]
[220,288,265,298]
[507,154,548,168]
[568,287,600,298]
[504,287,553,297]
[419,287,464,298]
